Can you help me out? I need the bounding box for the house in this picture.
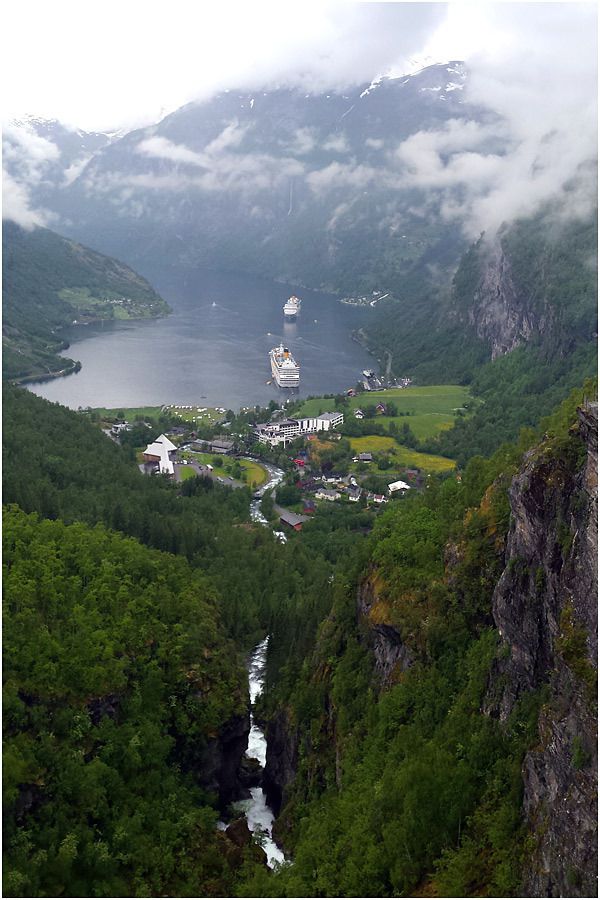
[143,433,177,476]
[347,388,357,397]
[366,491,387,504]
[346,486,362,502]
[376,402,387,414]
[354,409,364,419]
[353,452,372,463]
[388,480,411,495]
[279,510,310,532]
[315,488,341,501]
[191,437,235,454]
[210,438,235,454]
[302,499,317,514]
[111,421,131,436]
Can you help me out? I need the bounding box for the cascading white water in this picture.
[233,637,285,868]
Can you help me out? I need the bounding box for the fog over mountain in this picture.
[3,3,597,288]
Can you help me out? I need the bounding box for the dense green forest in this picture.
[2,222,169,381]
[4,377,595,896]
[4,507,248,897]
[363,211,598,462]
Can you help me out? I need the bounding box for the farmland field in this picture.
[349,435,456,473]
[295,385,472,441]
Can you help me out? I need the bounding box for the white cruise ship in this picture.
[283,295,302,318]
[269,344,300,388]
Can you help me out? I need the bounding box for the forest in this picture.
[3,374,596,896]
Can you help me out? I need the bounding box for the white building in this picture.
[315,488,341,501]
[143,433,177,475]
[255,411,344,447]
[388,480,411,494]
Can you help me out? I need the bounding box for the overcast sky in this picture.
[2,1,595,133]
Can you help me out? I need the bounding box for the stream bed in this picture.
[233,638,285,868]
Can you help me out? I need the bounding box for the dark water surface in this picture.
[28,267,375,410]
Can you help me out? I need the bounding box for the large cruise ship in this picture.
[283,295,302,318]
[269,344,300,388]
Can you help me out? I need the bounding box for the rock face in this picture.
[356,575,414,686]
[263,709,299,815]
[467,242,551,360]
[196,711,251,809]
[487,403,597,896]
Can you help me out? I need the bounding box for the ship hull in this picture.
[270,345,300,387]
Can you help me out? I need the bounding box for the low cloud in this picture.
[397,4,598,237]
[2,167,51,228]
[137,135,207,167]
[96,130,306,198]
[306,160,383,193]
[3,121,61,184]
[322,134,349,154]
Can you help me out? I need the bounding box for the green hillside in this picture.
[2,222,170,381]
[363,211,598,462]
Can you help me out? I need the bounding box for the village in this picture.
[102,381,468,536]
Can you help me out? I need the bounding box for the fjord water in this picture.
[28,266,375,410]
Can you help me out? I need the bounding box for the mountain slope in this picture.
[362,208,598,462]
[249,391,597,898]
[31,62,485,292]
[2,222,169,381]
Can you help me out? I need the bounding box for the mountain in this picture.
[254,392,598,898]
[3,116,115,197]
[361,208,598,461]
[2,222,169,381]
[20,62,492,293]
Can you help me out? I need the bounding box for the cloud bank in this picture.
[402,3,598,236]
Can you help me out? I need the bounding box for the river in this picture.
[27,266,375,411]
[234,638,285,869]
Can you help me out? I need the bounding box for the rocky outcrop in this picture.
[487,403,597,896]
[356,575,414,686]
[467,242,552,360]
[263,709,299,815]
[196,711,251,809]
[220,817,268,867]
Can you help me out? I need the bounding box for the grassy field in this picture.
[241,459,269,488]
[164,405,226,425]
[177,465,200,481]
[93,405,164,420]
[296,385,471,441]
[91,404,226,425]
[349,436,456,473]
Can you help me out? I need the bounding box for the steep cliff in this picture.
[356,573,415,686]
[487,402,597,896]
[456,214,597,363]
[467,241,552,360]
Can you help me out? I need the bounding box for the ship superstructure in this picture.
[283,295,302,318]
[269,343,300,388]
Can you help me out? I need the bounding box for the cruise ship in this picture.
[269,344,300,388]
[283,295,302,318]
